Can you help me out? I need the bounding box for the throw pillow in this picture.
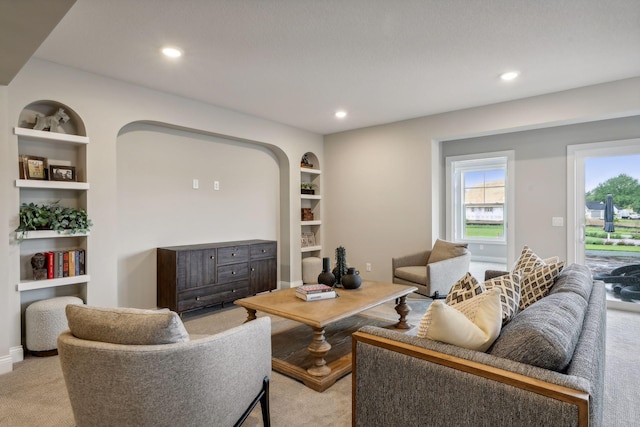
[511,245,544,276]
[417,287,502,352]
[484,273,521,324]
[427,239,469,264]
[445,272,486,305]
[66,305,189,345]
[519,261,565,310]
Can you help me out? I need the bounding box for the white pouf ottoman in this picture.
[302,256,322,284]
[26,296,84,356]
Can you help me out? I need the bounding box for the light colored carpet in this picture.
[1,298,639,426]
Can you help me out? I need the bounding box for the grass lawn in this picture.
[586,244,640,252]
[465,224,503,238]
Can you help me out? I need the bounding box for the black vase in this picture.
[341,267,362,289]
[317,257,336,287]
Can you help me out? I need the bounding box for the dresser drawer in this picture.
[217,246,250,265]
[217,262,249,283]
[178,281,249,312]
[251,242,277,259]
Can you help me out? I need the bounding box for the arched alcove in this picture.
[18,100,86,136]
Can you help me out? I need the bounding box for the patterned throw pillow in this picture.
[484,273,521,324]
[446,272,486,305]
[511,245,544,276]
[417,287,502,352]
[519,261,565,310]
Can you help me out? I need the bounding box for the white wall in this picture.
[1,58,323,368]
[324,77,640,282]
[116,123,280,308]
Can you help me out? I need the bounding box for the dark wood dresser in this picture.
[157,239,277,314]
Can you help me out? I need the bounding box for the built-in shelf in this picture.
[14,127,89,145]
[16,230,90,240]
[15,179,90,190]
[301,194,321,200]
[301,245,322,253]
[17,275,91,292]
[300,167,321,175]
[301,220,321,226]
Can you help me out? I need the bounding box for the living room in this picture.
[1,1,640,425]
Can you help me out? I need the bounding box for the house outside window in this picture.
[448,156,508,243]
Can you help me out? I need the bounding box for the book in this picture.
[295,290,337,301]
[78,249,85,275]
[68,250,76,277]
[45,252,54,279]
[296,284,334,294]
[63,252,69,277]
[56,251,63,278]
[75,250,81,276]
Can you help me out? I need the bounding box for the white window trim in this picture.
[446,151,515,262]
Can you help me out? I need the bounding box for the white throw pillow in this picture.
[417,287,502,352]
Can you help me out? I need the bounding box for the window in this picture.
[447,155,508,243]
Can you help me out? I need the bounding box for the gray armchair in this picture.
[58,305,271,427]
[392,239,470,298]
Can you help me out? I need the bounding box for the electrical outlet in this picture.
[214,181,220,191]
[366,263,372,272]
[192,179,199,189]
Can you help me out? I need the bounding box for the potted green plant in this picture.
[16,202,93,241]
[301,182,316,195]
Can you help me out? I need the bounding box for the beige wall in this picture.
[324,78,640,283]
[1,58,323,367]
[116,123,280,307]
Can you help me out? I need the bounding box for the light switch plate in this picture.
[552,217,564,227]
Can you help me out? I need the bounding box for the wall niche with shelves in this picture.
[15,100,90,323]
[300,152,322,272]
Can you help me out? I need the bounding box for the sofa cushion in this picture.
[548,263,593,303]
[445,272,486,305]
[427,239,469,264]
[66,305,189,345]
[394,266,427,285]
[489,291,587,371]
[484,272,521,324]
[519,261,565,310]
[417,287,502,352]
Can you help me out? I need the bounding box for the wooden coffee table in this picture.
[234,281,417,392]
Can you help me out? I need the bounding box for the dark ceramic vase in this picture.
[341,267,362,289]
[317,257,336,287]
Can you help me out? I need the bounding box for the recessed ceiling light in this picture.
[162,47,183,58]
[335,110,347,119]
[500,71,519,81]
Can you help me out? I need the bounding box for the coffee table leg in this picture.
[244,308,257,323]
[394,295,411,329]
[306,326,332,377]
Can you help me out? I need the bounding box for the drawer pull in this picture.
[232,271,236,275]
[232,253,236,257]
[262,249,266,253]
[210,256,215,260]
[196,296,201,301]
[251,268,255,272]
[232,289,236,293]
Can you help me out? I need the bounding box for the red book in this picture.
[63,252,69,277]
[45,252,54,279]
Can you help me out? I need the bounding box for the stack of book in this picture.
[41,249,86,280]
[295,284,337,301]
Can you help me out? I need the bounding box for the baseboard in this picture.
[0,354,13,375]
[11,346,24,363]
[471,256,507,264]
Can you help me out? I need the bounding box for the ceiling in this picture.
[4,0,640,135]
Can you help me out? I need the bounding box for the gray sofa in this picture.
[353,264,605,427]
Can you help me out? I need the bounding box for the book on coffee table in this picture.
[296,284,334,294]
[295,290,337,301]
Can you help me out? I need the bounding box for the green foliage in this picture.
[16,202,92,241]
[585,173,640,212]
[300,182,316,190]
[465,224,504,238]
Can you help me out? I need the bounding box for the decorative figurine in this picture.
[33,108,70,133]
[31,252,47,280]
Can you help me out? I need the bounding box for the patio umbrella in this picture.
[603,193,615,239]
